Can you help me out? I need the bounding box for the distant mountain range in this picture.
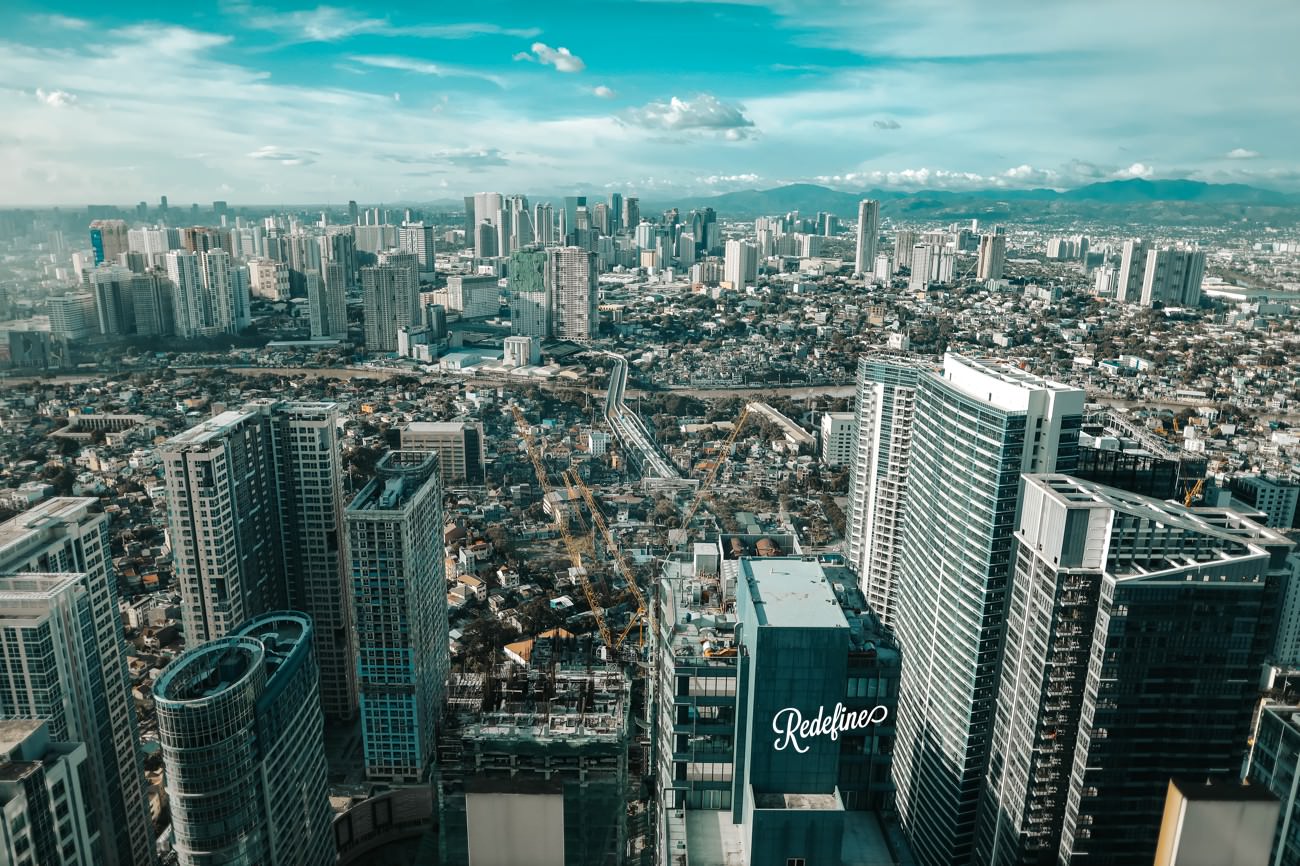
[650,179,1300,225]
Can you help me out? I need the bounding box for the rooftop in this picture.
[740,558,848,630]
[0,497,95,566]
[347,450,439,513]
[161,408,254,447]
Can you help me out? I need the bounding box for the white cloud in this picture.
[348,55,505,86]
[248,146,319,166]
[1113,162,1154,179]
[625,94,755,138]
[698,173,761,186]
[27,14,88,29]
[518,42,585,73]
[1226,147,1260,160]
[34,88,77,108]
[872,118,901,130]
[593,85,617,99]
[232,5,540,43]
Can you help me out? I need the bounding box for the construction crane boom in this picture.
[1183,477,1205,507]
[566,470,650,650]
[511,405,615,651]
[680,404,752,532]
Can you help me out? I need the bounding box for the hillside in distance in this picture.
[661,179,1300,225]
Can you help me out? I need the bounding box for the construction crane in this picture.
[511,405,614,651]
[566,469,650,650]
[679,404,752,534]
[1183,477,1205,507]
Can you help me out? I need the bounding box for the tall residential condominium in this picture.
[166,249,236,339]
[1140,247,1206,307]
[161,402,356,720]
[891,355,1084,866]
[533,202,555,245]
[399,222,437,279]
[89,218,129,264]
[508,246,550,337]
[854,198,881,275]
[722,239,757,290]
[89,264,137,336]
[608,191,624,234]
[0,499,155,866]
[309,261,348,339]
[162,409,285,643]
[980,475,1292,865]
[843,356,932,628]
[470,192,503,253]
[0,720,97,864]
[908,242,953,292]
[548,246,598,341]
[1116,238,1151,302]
[264,401,356,720]
[894,229,917,270]
[399,421,486,486]
[47,292,96,341]
[361,257,420,353]
[976,232,1007,280]
[156,612,334,866]
[1247,704,1300,865]
[345,451,448,783]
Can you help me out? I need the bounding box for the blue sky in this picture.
[2,0,1297,205]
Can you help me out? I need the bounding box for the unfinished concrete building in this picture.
[436,660,637,866]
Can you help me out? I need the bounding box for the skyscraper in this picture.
[0,500,155,866]
[1116,238,1150,302]
[854,199,880,275]
[977,232,1007,280]
[723,239,757,290]
[399,222,437,280]
[89,218,128,265]
[89,263,137,336]
[361,254,420,353]
[894,229,917,270]
[162,410,285,643]
[980,475,1291,865]
[508,246,550,337]
[400,421,486,486]
[843,356,931,628]
[156,612,334,866]
[608,192,623,234]
[131,271,174,336]
[533,202,554,245]
[891,355,1084,866]
[622,196,639,233]
[348,199,359,225]
[1140,247,1205,307]
[0,720,96,864]
[345,451,448,783]
[471,192,503,254]
[310,262,348,339]
[548,246,598,341]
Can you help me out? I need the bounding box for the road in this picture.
[602,352,679,480]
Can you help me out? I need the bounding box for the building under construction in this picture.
[436,650,640,866]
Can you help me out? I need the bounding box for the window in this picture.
[787,859,806,866]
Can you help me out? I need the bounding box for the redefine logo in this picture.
[772,703,889,753]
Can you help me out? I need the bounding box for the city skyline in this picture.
[3,0,1298,205]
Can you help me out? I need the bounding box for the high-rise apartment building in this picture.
[0,720,96,864]
[156,612,334,866]
[1116,238,1150,302]
[622,196,640,233]
[548,246,598,341]
[89,264,137,336]
[310,261,348,339]
[47,292,96,341]
[161,409,285,643]
[471,192,503,254]
[723,239,757,290]
[891,355,1084,866]
[977,232,1007,280]
[843,356,931,628]
[1248,704,1300,865]
[89,218,128,265]
[0,500,155,866]
[399,222,437,280]
[361,257,420,353]
[161,402,356,719]
[854,199,881,275]
[166,249,235,339]
[608,192,624,234]
[1140,247,1205,307]
[400,421,486,486]
[345,452,448,783]
[981,475,1291,865]
[508,246,550,337]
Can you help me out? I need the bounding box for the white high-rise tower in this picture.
[854,199,880,275]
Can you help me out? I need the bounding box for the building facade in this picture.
[156,612,334,866]
[981,475,1291,865]
[0,720,96,865]
[891,355,1084,866]
[0,499,155,866]
[854,199,880,276]
[399,421,486,487]
[345,452,448,782]
[548,246,598,341]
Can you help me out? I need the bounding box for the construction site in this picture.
[435,637,648,866]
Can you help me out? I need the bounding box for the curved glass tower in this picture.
[156,612,333,866]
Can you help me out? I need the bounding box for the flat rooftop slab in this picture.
[683,810,900,866]
[740,558,848,630]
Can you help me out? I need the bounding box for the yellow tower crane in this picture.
[511,405,614,651]
[1183,477,1205,507]
[679,404,752,534]
[566,469,651,650]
